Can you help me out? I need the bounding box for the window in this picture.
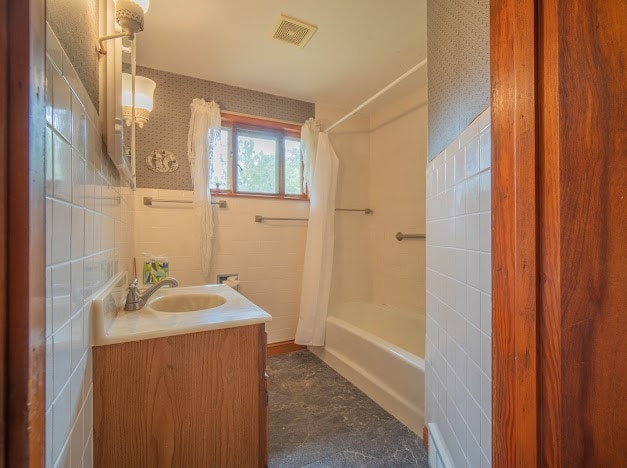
[209,114,305,199]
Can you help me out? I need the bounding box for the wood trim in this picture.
[422,426,428,451]
[537,1,561,464]
[221,112,301,136]
[219,112,306,199]
[5,0,46,465]
[492,0,626,464]
[538,1,627,465]
[267,340,307,357]
[209,190,310,202]
[0,0,7,458]
[258,329,268,467]
[491,0,539,465]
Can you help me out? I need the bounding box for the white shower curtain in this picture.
[295,132,339,346]
[187,99,221,277]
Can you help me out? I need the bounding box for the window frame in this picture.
[211,112,308,201]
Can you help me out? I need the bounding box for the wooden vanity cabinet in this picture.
[93,324,268,467]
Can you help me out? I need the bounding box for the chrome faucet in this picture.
[124,277,179,311]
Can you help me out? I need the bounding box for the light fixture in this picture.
[122,73,156,128]
[97,0,150,55]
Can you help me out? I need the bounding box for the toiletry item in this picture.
[142,253,170,284]
[224,275,240,290]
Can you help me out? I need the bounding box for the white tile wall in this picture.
[315,103,373,307]
[132,188,309,343]
[45,26,134,468]
[425,107,492,468]
[369,88,428,316]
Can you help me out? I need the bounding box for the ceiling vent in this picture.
[271,14,317,48]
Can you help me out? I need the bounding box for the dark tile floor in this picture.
[267,350,428,467]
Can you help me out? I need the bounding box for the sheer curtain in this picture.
[295,129,339,346]
[301,117,320,192]
[187,99,221,277]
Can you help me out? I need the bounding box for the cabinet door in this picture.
[259,328,268,467]
[94,325,264,467]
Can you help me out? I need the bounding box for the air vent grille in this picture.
[271,15,317,48]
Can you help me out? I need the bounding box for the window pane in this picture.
[236,132,278,194]
[209,128,231,190]
[284,137,303,195]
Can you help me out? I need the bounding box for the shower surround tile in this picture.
[425,107,491,467]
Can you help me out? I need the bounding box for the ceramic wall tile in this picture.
[426,107,492,466]
[45,25,133,468]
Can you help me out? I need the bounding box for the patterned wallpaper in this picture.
[133,66,315,190]
[427,0,490,160]
[47,0,100,110]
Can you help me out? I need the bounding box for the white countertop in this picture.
[91,272,272,346]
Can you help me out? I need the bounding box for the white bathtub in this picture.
[310,302,425,435]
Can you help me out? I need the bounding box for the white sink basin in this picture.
[91,273,271,346]
[147,293,226,313]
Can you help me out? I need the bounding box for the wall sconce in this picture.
[122,73,156,128]
[97,0,150,55]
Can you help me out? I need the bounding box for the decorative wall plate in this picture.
[146,149,179,173]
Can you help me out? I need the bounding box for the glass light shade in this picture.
[122,73,156,128]
[114,0,149,13]
[114,0,149,33]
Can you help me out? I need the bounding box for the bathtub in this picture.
[310,302,425,435]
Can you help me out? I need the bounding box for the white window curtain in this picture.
[187,99,221,277]
[301,117,320,193]
[295,130,339,346]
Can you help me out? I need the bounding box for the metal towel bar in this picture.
[396,232,426,241]
[255,208,373,223]
[143,196,227,208]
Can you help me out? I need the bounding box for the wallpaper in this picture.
[133,66,315,190]
[427,0,490,160]
[47,0,100,109]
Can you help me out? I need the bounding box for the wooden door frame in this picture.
[3,0,47,465]
[0,0,7,458]
[492,0,626,465]
[491,0,539,464]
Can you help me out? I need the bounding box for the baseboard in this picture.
[267,340,307,357]
[423,425,429,451]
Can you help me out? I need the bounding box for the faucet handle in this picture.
[125,278,143,311]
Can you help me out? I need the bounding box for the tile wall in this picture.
[425,107,492,467]
[315,103,374,307]
[132,188,309,343]
[369,88,428,315]
[45,26,134,467]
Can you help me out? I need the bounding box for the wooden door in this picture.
[492,0,626,465]
[2,0,47,465]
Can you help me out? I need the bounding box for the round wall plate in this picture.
[146,149,179,173]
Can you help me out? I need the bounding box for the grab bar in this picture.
[143,197,227,208]
[255,215,307,222]
[335,208,373,214]
[255,208,374,223]
[396,232,426,241]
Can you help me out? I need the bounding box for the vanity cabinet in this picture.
[93,324,268,467]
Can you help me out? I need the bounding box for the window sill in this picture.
[210,191,309,202]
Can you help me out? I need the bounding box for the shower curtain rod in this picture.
[325,58,428,132]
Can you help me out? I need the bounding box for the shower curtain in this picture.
[295,132,339,346]
[187,99,221,277]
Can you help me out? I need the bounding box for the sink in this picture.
[147,293,226,313]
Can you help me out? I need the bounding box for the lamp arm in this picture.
[96,30,134,56]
